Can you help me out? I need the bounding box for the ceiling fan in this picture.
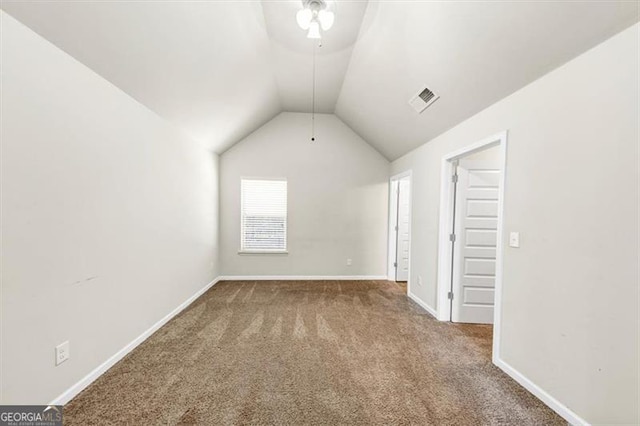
[296,0,335,39]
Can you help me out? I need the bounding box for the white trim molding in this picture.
[435,131,508,334]
[237,250,289,255]
[432,131,588,425]
[218,275,389,281]
[494,358,589,426]
[408,291,437,319]
[387,170,413,292]
[49,276,221,406]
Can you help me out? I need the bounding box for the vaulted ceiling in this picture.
[2,1,638,160]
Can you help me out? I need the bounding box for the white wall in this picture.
[0,12,219,404]
[220,112,389,277]
[391,23,639,424]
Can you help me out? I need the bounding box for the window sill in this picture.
[238,250,289,255]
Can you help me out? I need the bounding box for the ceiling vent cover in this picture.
[409,86,439,113]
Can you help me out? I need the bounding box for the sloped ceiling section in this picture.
[261,0,367,113]
[1,0,368,153]
[336,1,639,160]
[2,1,639,159]
[0,1,282,153]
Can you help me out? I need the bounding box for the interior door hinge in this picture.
[448,291,454,300]
[393,262,398,268]
[449,233,456,242]
[395,225,399,231]
[451,173,458,183]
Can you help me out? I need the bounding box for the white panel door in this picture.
[395,178,411,282]
[451,155,501,323]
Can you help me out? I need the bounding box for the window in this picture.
[240,178,287,253]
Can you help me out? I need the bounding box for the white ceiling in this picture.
[336,1,640,159]
[261,0,368,113]
[1,0,282,153]
[2,1,638,159]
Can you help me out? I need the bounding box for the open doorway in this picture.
[436,132,507,357]
[388,171,412,293]
[450,146,501,323]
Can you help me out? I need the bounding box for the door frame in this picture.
[435,131,508,359]
[388,170,412,292]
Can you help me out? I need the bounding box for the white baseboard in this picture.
[46,273,589,426]
[408,291,437,318]
[493,357,588,426]
[218,275,389,281]
[407,289,587,425]
[49,276,221,406]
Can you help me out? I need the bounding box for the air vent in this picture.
[409,86,439,113]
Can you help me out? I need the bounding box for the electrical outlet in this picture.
[346,258,352,266]
[56,341,70,366]
[417,275,422,286]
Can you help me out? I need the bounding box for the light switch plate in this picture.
[509,232,520,248]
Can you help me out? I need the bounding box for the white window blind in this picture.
[241,179,287,252]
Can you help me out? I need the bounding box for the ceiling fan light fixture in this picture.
[307,20,321,39]
[296,8,313,30]
[318,10,334,31]
[296,0,334,39]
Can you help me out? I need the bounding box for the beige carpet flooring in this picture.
[64,280,564,425]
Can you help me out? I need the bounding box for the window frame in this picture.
[238,177,289,255]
